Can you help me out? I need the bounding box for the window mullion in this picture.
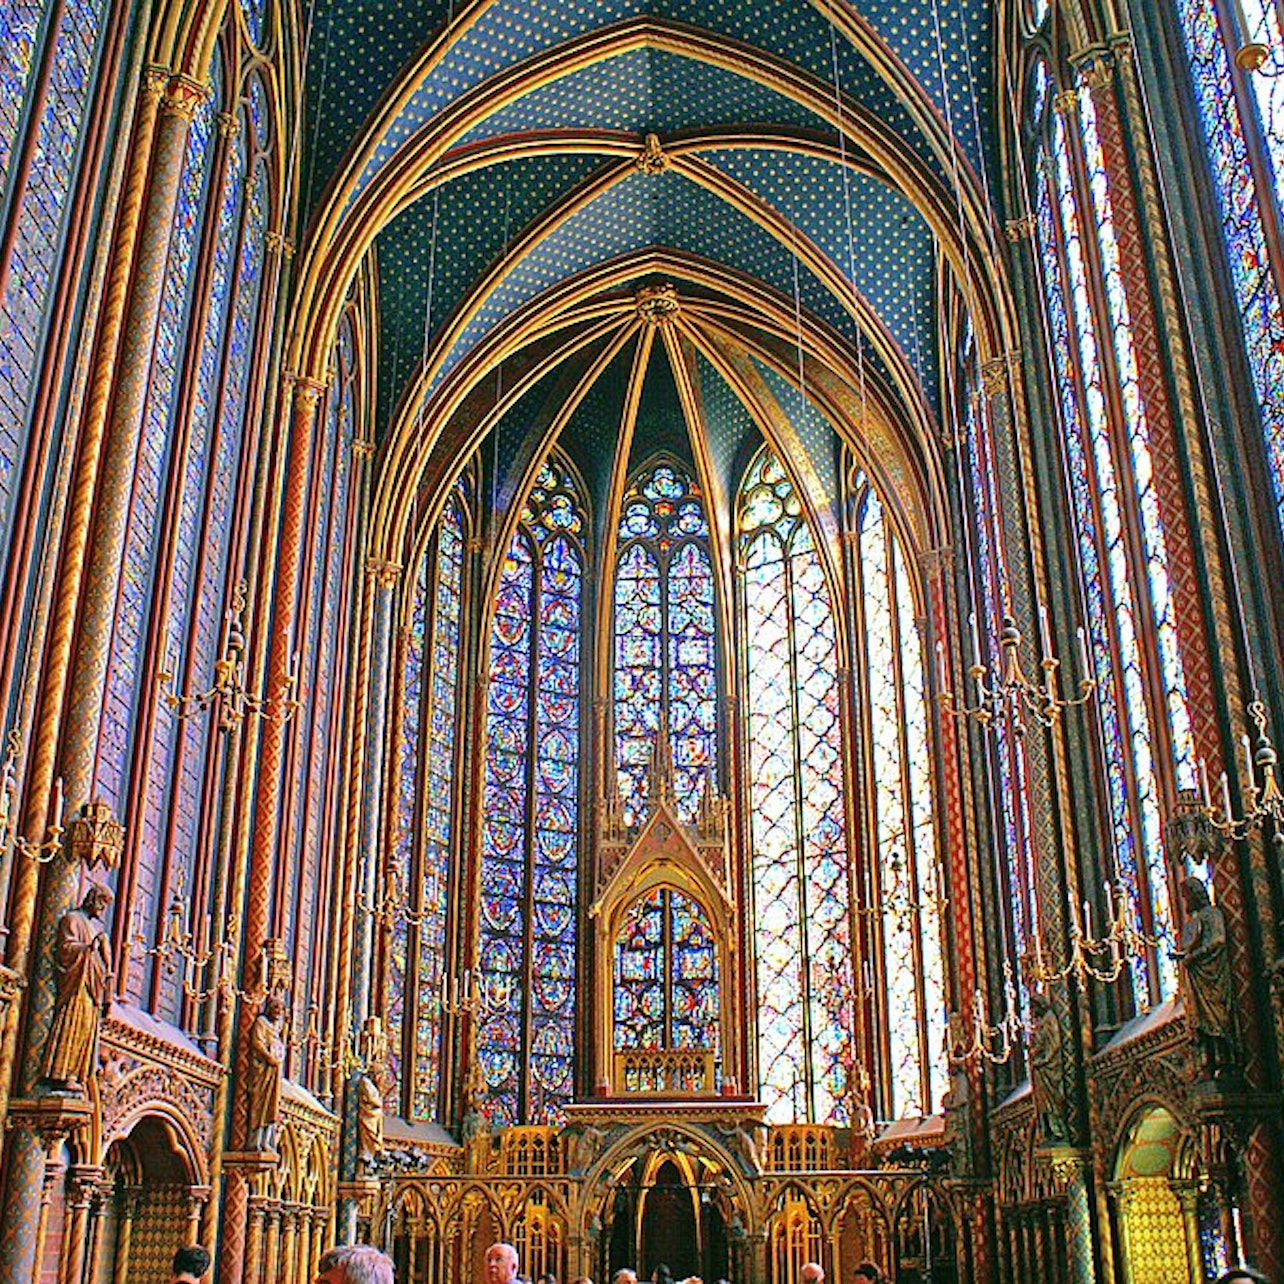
[520,536,541,1124]
[784,540,814,1122]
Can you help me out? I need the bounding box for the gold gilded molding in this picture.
[217,111,240,139]
[265,230,296,259]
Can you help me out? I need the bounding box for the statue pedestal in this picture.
[7,1095,94,1151]
[222,1149,280,1176]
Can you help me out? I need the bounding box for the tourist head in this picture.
[484,1242,520,1284]
[800,1264,824,1284]
[171,1244,211,1282]
[852,1264,884,1284]
[315,1244,395,1284]
[612,1270,638,1284]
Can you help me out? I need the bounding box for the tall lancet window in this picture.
[0,0,109,555]
[1031,56,1197,1006]
[741,450,854,1124]
[388,488,465,1119]
[479,457,584,1125]
[854,482,945,1118]
[1175,0,1284,541]
[614,460,718,826]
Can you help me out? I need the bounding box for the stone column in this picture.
[281,1208,299,1284]
[0,75,204,1245]
[220,375,327,1284]
[59,1164,102,1284]
[1050,1151,1097,1284]
[82,1175,113,1284]
[262,1204,282,1284]
[111,1187,142,1284]
[354,559,400,1026]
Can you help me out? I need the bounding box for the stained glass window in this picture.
[92,49,274,1013]
[1176,0,1284,543]
[0,0,108,564]
[740,449,854,1125]
[855,484,946,1118]
[388,488,464,1120]
[478,457,584,1125]
[614,460,718,826]
[1030,77,1197,1005]
[613,887,720,1063]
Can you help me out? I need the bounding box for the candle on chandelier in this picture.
[1220,770,1234,823]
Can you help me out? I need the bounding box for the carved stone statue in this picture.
[1175,875,1236,1078]
[40,884,113,1094]
[356,1072,384,1168]
[246,992,286,1151]
[1028,991,1068,1145]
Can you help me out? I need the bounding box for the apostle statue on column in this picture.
[1174,875,1236,1080]
[246,991,286,1151]
[40,883,114,1094]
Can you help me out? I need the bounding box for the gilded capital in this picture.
[350,437,375,459]
[141,66,170,108]
[1070,44,1115,93]
[163,75,209,122]
[217,112,240,139]
[980,352,1021,398]
[1004,215,1035,242]
[265,230,295,259]
[365,557,401,589]
[1052,89,1081,119]
[286,372,329,412]
[919,546,954,578]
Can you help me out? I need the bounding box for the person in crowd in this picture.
[612,1270,637,1284]
[800,1264,823,1284]
[315,1244,395,1283]
[170,1245,211,1284]
[852,1264,885,1284]
[484,1242,521,1284]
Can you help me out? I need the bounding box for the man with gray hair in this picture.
[484,1242,520,1284]
[316,1244,395,1284]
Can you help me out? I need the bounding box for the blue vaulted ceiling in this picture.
[303,1,995,216]
[300,0,1001,512]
